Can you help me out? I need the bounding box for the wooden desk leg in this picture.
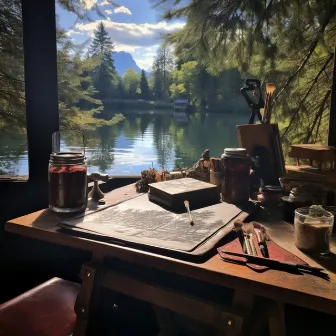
[153,306,179,336]
[268,301,286,336]
[228,289,254,336]
[73,257,105,336]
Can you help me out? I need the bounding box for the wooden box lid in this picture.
[148,178,220,211]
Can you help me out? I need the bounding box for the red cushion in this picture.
[0,277,80,336]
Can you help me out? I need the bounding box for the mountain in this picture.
[113,51,142,76]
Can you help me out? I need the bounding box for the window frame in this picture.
[0,0,59,220]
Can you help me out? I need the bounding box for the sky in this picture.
[56,0,185,70]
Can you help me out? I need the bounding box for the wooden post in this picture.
[328,47,336,146]
[22,0,60,183]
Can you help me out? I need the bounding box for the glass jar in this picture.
[48,152,87,213]
[221,148,250,204]
[294,207,334,255]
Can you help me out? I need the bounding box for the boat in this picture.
[174,98,190,112]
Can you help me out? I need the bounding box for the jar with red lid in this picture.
[48,152,87,213]
[221,148,250,204]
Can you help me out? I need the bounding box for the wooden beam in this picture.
[22,0,59,183]
[103,270,245,335]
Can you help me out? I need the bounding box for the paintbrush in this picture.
[255,228,269,258]
[264,83,276,123]
[243,222,258,256]
[220,251,327,274]
[184,200,194,226]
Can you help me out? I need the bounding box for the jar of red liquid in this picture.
[49,152,87,213]
[221,148,250,204]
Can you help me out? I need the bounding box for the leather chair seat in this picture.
[0,277,80,336]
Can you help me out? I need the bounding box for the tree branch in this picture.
[281,54,333,139]
[304,89,331,143]
[274,6,336,103]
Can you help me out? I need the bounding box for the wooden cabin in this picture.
[1,1,336,336]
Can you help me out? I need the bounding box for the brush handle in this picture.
[266,95,273,123]
[258,242,269,258]
[263,93,270,122]
[185,204,194,225]
[244,235,253,255]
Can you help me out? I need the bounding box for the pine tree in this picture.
[0,0,25,129]
[152,59,164,100]
[116,78,125,99]
[151,44,174,101]
[89,22,116,100]
[140,70,150,100]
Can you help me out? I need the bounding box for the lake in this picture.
[0,111,247,175]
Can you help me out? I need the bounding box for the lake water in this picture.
[0,111,247,175]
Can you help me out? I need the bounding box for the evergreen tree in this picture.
[0,0,25,129]
[152,44,174,101]
[140,70,150,100]
[89,22,116,100]
[116,78,125,99]
[152,60,164,100]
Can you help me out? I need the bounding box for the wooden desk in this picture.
[5,184,336,335]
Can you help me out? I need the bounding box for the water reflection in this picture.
[1,111,246,175]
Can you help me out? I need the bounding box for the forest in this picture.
[152,0,336,147]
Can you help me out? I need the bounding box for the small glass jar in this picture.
[221,148,250,204]
[48,152,87,213]
[257,185,284,206]
[294,207,334,255]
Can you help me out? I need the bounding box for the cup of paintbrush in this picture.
[233,220,257,255]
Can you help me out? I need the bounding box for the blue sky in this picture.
[56,0,185,70]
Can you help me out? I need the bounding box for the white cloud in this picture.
[66,29,84,37]
[104,9,113,15]
[114,6,132,15]
[98,0,110,6]
[81,0,97,10]
[135,57,155,71]
[114,44,137,53]
[75,20,185,48]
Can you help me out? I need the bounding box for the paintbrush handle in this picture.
[244,235,253,255]
[263,93,270,122]
[187,208,193,223]
[185,204,194,225]
[266,95,273,123]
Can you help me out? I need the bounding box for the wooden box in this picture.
[148,178,220,212]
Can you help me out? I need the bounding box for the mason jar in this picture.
[221,148,250,204]
[48,152,87,213]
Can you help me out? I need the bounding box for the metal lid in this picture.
[224,148,247,157]
[50,152,85,165]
